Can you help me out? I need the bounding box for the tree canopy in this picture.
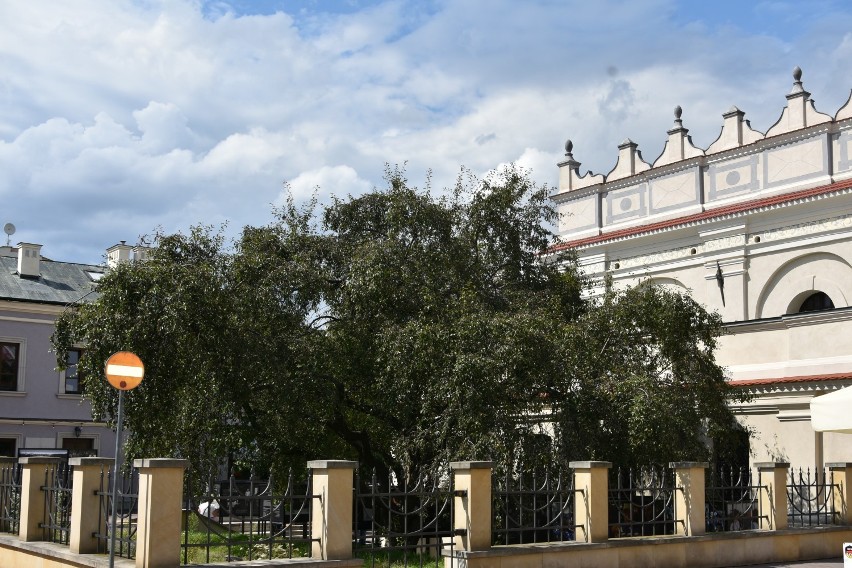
[52,166,745,478]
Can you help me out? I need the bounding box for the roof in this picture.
[551,176,852,252]
[730,372,852,388]
[0,256,103,306]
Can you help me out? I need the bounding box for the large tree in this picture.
[52,166,744,477]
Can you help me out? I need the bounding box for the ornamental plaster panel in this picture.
[648,169,700,213]
[611,244,697,271]
[708,155,760,200]
[559,194,598,233]
[605,183,647,224]
[763,137,828,189]
[748,213,852,245]
[836,130,852,173]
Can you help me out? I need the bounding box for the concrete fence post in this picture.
[827,462,852,524]
[669,461,708,536]
[755,462,789,530]
[18,456,61,542]
[68,457,113,554]
[570,461,612,543]
[449,461,493,552]
[0,457,17,533]
[133,458,189,568]
[308,460,357,560]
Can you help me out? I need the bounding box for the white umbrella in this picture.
[811,386,852,433]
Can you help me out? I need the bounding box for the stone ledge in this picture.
[442,526,852,559]
[0,533,135,567]
[187,559,363,567]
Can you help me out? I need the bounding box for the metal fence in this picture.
[787,467,838,527]
[181,470,317,564]
[492,466,576,545]
[41,461,73,544]
[94,464,139,558]
[354,468,458,567]
[0,460,21,534]
[705,466,762,532]
[609,466,677,537]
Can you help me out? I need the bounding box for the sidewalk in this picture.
[744,560,842,567]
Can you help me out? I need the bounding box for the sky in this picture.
[2,0,852,264]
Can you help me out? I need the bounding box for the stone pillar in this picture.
[670,462,708,536]
[756,462,789,530]
[827,462,852,524]
[69,457,113,554]
[570,461,612,543]
[134,458,189,568]
[308,460,356,560]
[18,457,61,541]
[450,461,492,552]
[0,457,17,532]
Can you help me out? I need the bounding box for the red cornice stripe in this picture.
[551,177,852,251]
[729,372,852,388]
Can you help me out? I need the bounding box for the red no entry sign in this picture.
[104,351,144,390]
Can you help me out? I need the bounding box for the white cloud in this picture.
[0,0,851,263]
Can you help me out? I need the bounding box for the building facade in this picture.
[0,241,144,458]
[552,68,852,468]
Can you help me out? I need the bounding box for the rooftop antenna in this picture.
[3,223,15,247]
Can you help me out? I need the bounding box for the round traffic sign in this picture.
[104,351,144,390]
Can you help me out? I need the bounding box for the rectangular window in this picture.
[0,343,19,391]
[61,437,96,458]
[0,438,15,457]
[65,348,84,395]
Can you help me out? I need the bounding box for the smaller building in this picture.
[0,241,142,458]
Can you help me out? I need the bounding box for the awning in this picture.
[811,386,852,433]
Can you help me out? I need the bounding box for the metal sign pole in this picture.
[109,388,125,568]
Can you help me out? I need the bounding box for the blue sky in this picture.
[1,0,852,263]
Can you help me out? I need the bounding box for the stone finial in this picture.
[557,139,604,193]
[767,65,830,136]
[790,66,805,95]
[654,106,704,166]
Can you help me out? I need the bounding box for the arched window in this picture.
[798,292,835,313]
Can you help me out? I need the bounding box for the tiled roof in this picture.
[552,177,852,251]
[730,372,852,388]
[0,256,103,306]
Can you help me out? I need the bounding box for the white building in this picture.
[552,68,852,468]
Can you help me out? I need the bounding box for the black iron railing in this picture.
[0,460,21,534]
[492,466,576,545]
[609,466,676,537]
[354,468,457,567]
[40,461,73,544]
[94,464,139,558]
[787,467,838,527]
[705,466,763,531]
[182,470,316,564]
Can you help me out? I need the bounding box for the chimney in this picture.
[132,245,152,262]
[107,241,133,268]
[17,242,42,279]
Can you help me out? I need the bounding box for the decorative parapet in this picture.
[607,138,651,181]
[554,67,849,242]
[707,106,764,154]
[654,106,705,167]
[766,67,832,137]
[557,139,605,193]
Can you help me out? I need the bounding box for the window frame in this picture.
[60,347,85,396]
[0,337,26,394]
